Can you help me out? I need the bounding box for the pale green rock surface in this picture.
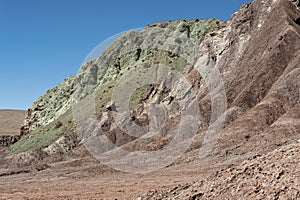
[11,19,222,155]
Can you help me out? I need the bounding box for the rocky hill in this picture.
[1,0,300,199]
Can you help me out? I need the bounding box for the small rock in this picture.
[276,170,284,179]
[106,101,116,111]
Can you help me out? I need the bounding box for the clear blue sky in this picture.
[0,0,252,110]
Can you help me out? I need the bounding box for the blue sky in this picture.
[0,0,252,110]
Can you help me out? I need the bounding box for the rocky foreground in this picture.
[141,142,300,199]
[1,0,300,199]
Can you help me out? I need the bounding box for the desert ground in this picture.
[0,141,299,199]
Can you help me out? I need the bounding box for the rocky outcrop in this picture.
[19,19,221,137]
[10,0,300,178]
[16,18,222,155]
[1,0,300,199]
[21,76,76,135]
[0,135,19,147]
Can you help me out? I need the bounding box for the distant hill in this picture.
[0,110,26,136]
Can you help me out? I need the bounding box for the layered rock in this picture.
[10,0,300,173]
[1,0,299,198]
[16,19,222,156]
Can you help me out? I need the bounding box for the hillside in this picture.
[0,0,300,199]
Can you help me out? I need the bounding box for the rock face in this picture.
[20,19,221,134]
[5,0,300,198]
[21,76,76,134]
[16,18,222,156]
[13,0,300,161]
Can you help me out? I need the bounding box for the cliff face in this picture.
[21,19,220,135]
[9,0,300,172]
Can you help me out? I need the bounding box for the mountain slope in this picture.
[5,0,300,170]
[10,18,222,157]
[1,0,300,198]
